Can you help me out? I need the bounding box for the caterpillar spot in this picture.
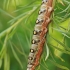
[30,49,35,53]
[39,11,42,15]
[36,19,43,24]
[28,57,33,60]
[33,30,42,36]
[33,30,38,35]
[32,39,40,44]
[36,19,40,24]
[32,39,36,44]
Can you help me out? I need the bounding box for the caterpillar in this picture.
[27,0,53,70]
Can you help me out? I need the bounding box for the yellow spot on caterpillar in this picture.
[32,40,35,44]
[33,30,37,35]
[29,57,33,60]
[36,20,39,24]
[30,49,34,53]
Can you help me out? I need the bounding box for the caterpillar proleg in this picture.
[27,0,53,70]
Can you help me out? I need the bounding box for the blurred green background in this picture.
[0,0,70,70]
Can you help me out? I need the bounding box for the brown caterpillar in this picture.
[27,0,53,70]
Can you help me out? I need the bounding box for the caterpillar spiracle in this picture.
[27,0,53,70]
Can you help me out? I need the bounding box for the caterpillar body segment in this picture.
[27,0,53,70]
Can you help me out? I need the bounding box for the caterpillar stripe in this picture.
[27,0,53,70]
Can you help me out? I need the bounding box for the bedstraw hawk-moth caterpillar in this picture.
[27,0,53,70]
